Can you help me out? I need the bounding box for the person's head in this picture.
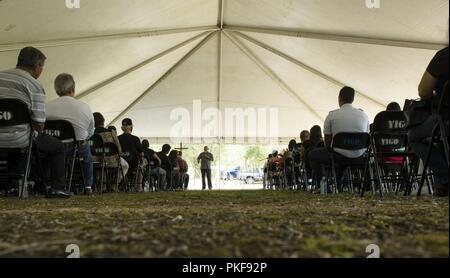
[121,118,133,134]
[310,125,323,144]
[386,102,401,111]
[169,150,178,159]
[93,112,105,128]
[300,130,310,143]
[142,139,150,150]
[162,144,171,155]
[178,151,183,157]
[204,146,209,152]
[288,139,297,151]
[16,47,46,79]
[339,86,355,107]
[107,125,117,133]
[54,73,76,97]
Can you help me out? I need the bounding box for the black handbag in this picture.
[403,99,432,129]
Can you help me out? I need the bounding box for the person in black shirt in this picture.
[142,139,167,191]
[118,118,144,192]
[93,113,129,184]
[157,144,172,191]
[409,46,449,197]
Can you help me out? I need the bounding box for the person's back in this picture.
[324,104,369,158]
[46,96,94,141]
[0,68,46,148]
[118,133,141,163]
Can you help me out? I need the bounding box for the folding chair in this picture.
[365,111,416,197]
[103,141,127,192]
[89,133,106,194]
[0,99,47,198]
[329,133,371,195]
[44,120,86,194]
[417,81,449,196]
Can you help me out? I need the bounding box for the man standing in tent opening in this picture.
[197,146,214,190]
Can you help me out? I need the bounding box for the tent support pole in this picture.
[230,30,386,108]
[224,31,324,122]
[76,31,211,100]
[107,31,218,126]
[224,25,445,50]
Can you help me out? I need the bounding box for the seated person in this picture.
[157,144,172,191]
[409,46,449,197]
[142,139,166,190]
[93,112,129,184]
[46,73,95,195]
[118,118,144,192]
[0,47,69,198]
[382,102,405,165]
[299,130,311,161]
[168,150,181,190]
[303,125,325,171]
[308,86,370,184]
[177,152,190,190]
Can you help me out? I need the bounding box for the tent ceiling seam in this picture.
[0,26,219,52]
[107,31,218,126]
[75,31,211,100]
[224,25,446,50]
[224,31,324,122]
[231,30,387,108]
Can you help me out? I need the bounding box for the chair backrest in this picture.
[44,120,76,144]
[331,133,371,151]
[89,133,105,157]
[0,99,31,127]
[372,111,408,152]
[372,111,407,134]
[437,81,449,116]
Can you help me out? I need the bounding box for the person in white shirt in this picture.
[308,86,370,184]
[46,74,95,195]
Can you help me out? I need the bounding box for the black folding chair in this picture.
[89,133,106,194]
[103,141,127,192]
[418,81,449,196]
[44,120,86,194]
[0,99,47,198]
[366,111,417,196]
[329,132,371,195]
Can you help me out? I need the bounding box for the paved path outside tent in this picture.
[0,191,448,258]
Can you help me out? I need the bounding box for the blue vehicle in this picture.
[220,166,241,180]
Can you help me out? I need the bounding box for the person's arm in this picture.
[418,71,437,100]
[324,134,333,150]
[323,113,332,150]
[32,122,44,132]
[209,153,214,162]
[154,153,162,166]
[87,111,95,139]
[197,153,202,163]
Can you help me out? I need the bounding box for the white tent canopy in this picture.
[0,0,448,143]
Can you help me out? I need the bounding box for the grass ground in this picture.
[0,190,448,258]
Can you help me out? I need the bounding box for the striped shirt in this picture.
[0,68,46,148]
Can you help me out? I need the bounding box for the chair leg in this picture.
[20,138,34,199]
[417,127,438,196]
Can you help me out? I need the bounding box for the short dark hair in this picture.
[17,47,46,69]
[142,139,150,149]
[107,126,117,132]
[93,112,105,128]
[162,144,171,154]
[386,102,401,111]
[339,86,355,104]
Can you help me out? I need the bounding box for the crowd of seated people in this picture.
[0,43,448,198]
[263,50,448,196]
[0,47,193,198]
